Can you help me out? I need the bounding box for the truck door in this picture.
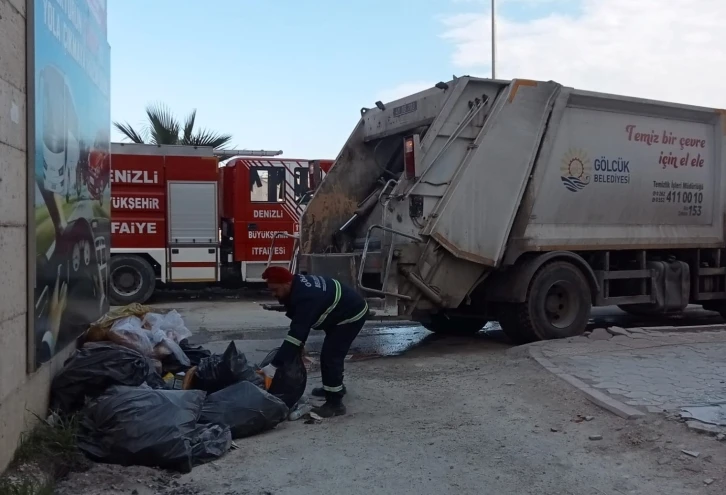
[243,163,295,280]
[167,181,219,282]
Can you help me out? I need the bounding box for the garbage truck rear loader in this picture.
[297,77,726,343]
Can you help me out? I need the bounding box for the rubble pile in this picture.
[50,304,306,473]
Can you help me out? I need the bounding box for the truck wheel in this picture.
[517,261,592,340]
[422,314,487,335]
[109,255,156,306]
[497,305,538,345]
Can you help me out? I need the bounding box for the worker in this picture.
[258,266,368,417]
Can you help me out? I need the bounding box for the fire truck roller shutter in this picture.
[108,254,156,305]
[167,181,219,283]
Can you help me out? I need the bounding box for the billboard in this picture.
[29,0,111,369]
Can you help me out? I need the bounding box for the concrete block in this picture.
[0,341,75,472]
[0,313,27,403]
[7,0,27,18]
[0,141,27,226]
[607,326,630,337]
[0,226,27,324]
[0,75,27,152]
[0,0,26,92]
[686,421,723,436]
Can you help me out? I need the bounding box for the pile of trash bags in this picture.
[50,304,307,473]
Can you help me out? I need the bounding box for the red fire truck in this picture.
[109,143,333,305]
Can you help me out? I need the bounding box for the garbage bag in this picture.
[259,347,307,408]
[199,381,289,438]
[87,303,156,341]
[189,424,232,464]
[148,328,190,369]
[107,316,155,357]
[142,311,192,343]
[105,315,191,369]
[77,386,228,473]
[181,341,212,366]
[51,342,163,413]
[163,341,212,375]
[194,342,262,393]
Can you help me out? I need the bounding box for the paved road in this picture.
[153,288,724,330]
[536,327,726,414]
[153,294,725,364]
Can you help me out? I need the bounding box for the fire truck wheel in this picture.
[422,313,487,335]
[518,261,592,340]
[109,255,156,306]
[497,305,539,345]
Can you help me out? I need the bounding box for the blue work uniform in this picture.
[272,274,368,395]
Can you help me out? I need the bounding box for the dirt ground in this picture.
[55,333,726,495]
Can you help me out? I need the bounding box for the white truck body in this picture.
[298,77,726,341]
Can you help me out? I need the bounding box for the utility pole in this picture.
[491,0,497,79]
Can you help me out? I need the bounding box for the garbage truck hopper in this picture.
[298,76,726,344]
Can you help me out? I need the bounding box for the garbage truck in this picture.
[295,76,726,343]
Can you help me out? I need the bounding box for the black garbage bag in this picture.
[189,424,232,464]
[163,341,213,374]
[259,347,307,408]
[181,340,212,366]
[194,341,262,393]
[199,381,289,438]
[160,354,187,375]
[77,385,228,473]
[51,342,164,414]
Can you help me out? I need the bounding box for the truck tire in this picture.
[515,261,592,340]
[109,255,156,306]
[422,314,487,335]
[497,305,538,345]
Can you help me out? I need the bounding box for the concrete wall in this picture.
[0,0,72,472]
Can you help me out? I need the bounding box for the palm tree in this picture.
[114,103,232,149]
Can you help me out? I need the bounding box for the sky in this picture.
[108,0,725,159]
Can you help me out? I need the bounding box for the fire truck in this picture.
[108,142,333,305]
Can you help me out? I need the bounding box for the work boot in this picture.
[311,394,346,418]
[311,385,346,398]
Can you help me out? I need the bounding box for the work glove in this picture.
[257,363,277,390]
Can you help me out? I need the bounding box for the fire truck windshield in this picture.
[250,167,285,203]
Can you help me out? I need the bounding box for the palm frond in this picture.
[113,121,146,143]
[185,128,233,149]
[122,103,233,152]
[182,110,197,144]
[145,102,180,145]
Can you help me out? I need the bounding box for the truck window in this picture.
[294,167,310,202]
[249,166,285,203]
